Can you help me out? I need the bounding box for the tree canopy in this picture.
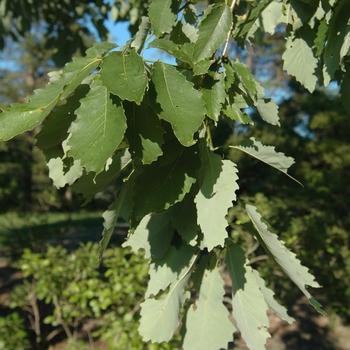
[1,0,349,349]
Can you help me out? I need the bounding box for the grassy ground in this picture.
[0,211,104,253]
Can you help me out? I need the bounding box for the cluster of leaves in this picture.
[0,312,30,350]
[10,243,178,349]
[1,0,349,349]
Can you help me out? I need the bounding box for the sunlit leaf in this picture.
[182,266,234,350]
[231,137,301,185]
[226,242,270,349]
[246,204,326,315]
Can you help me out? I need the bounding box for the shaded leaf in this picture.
[71,151,127,204]
[100,50,148,104]
[122,212,174,260]
[133,144,200,219]
[246,204,326,315]
[66,79,127,175]
[98,178,133,261]
[35,84,89,151]
[151,62,206,146]
[124,100,165,164]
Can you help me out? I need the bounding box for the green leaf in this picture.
[151,62,206,146]
[47,157,83,189]
[98,179,133,261]
[124,100,165,164]
[148,39,194,66]
[71,151,127,204]
[66,79,127,175]
[195,144,239,251]
[322,0,349,84]
[232,59,257,100]
[245,204,326,315]
[168,189,199,244]
[230,137,302,185]
[133,144,200,219]
[131,16,150,53]
[148,0,179,37]
[254,82,280,126]
[201,71,226,121]
[282,35,318,92]
[226,242,271,350]
[35,85,89,151]
[145,245,195,299]
[193,4,232,63]
[99,50,148,104]
[122,212,174,260]
[252,270,295,324]
[182,266,234,350]
[0,42,116,141]
[139,245,197,342]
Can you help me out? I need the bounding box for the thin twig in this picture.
[222,0,239,57]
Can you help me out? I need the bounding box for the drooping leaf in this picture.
[226,242,271,350]
[254,81,280,126]
[151,61,206,146]
[148,0,179,37]
[252,269,295,324]
[66,79,127,175]
[201,71,226,121]
[98,178,133,261]
[282,35,318,92]
[232,59,257,100]
[195,144,239,251]
[133,144,200,219]
[131,16,150,53]
[122,212,174,260]
[124,100,165,164]
[182,266,234,350]
[245,204,326,315]
[71,150,127,204]
[230,137,301,185]
[139,244,197,342]
[0,42,116,141]
[145,244,195,299]
[99,50,148,104]
[193,4,232,63]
